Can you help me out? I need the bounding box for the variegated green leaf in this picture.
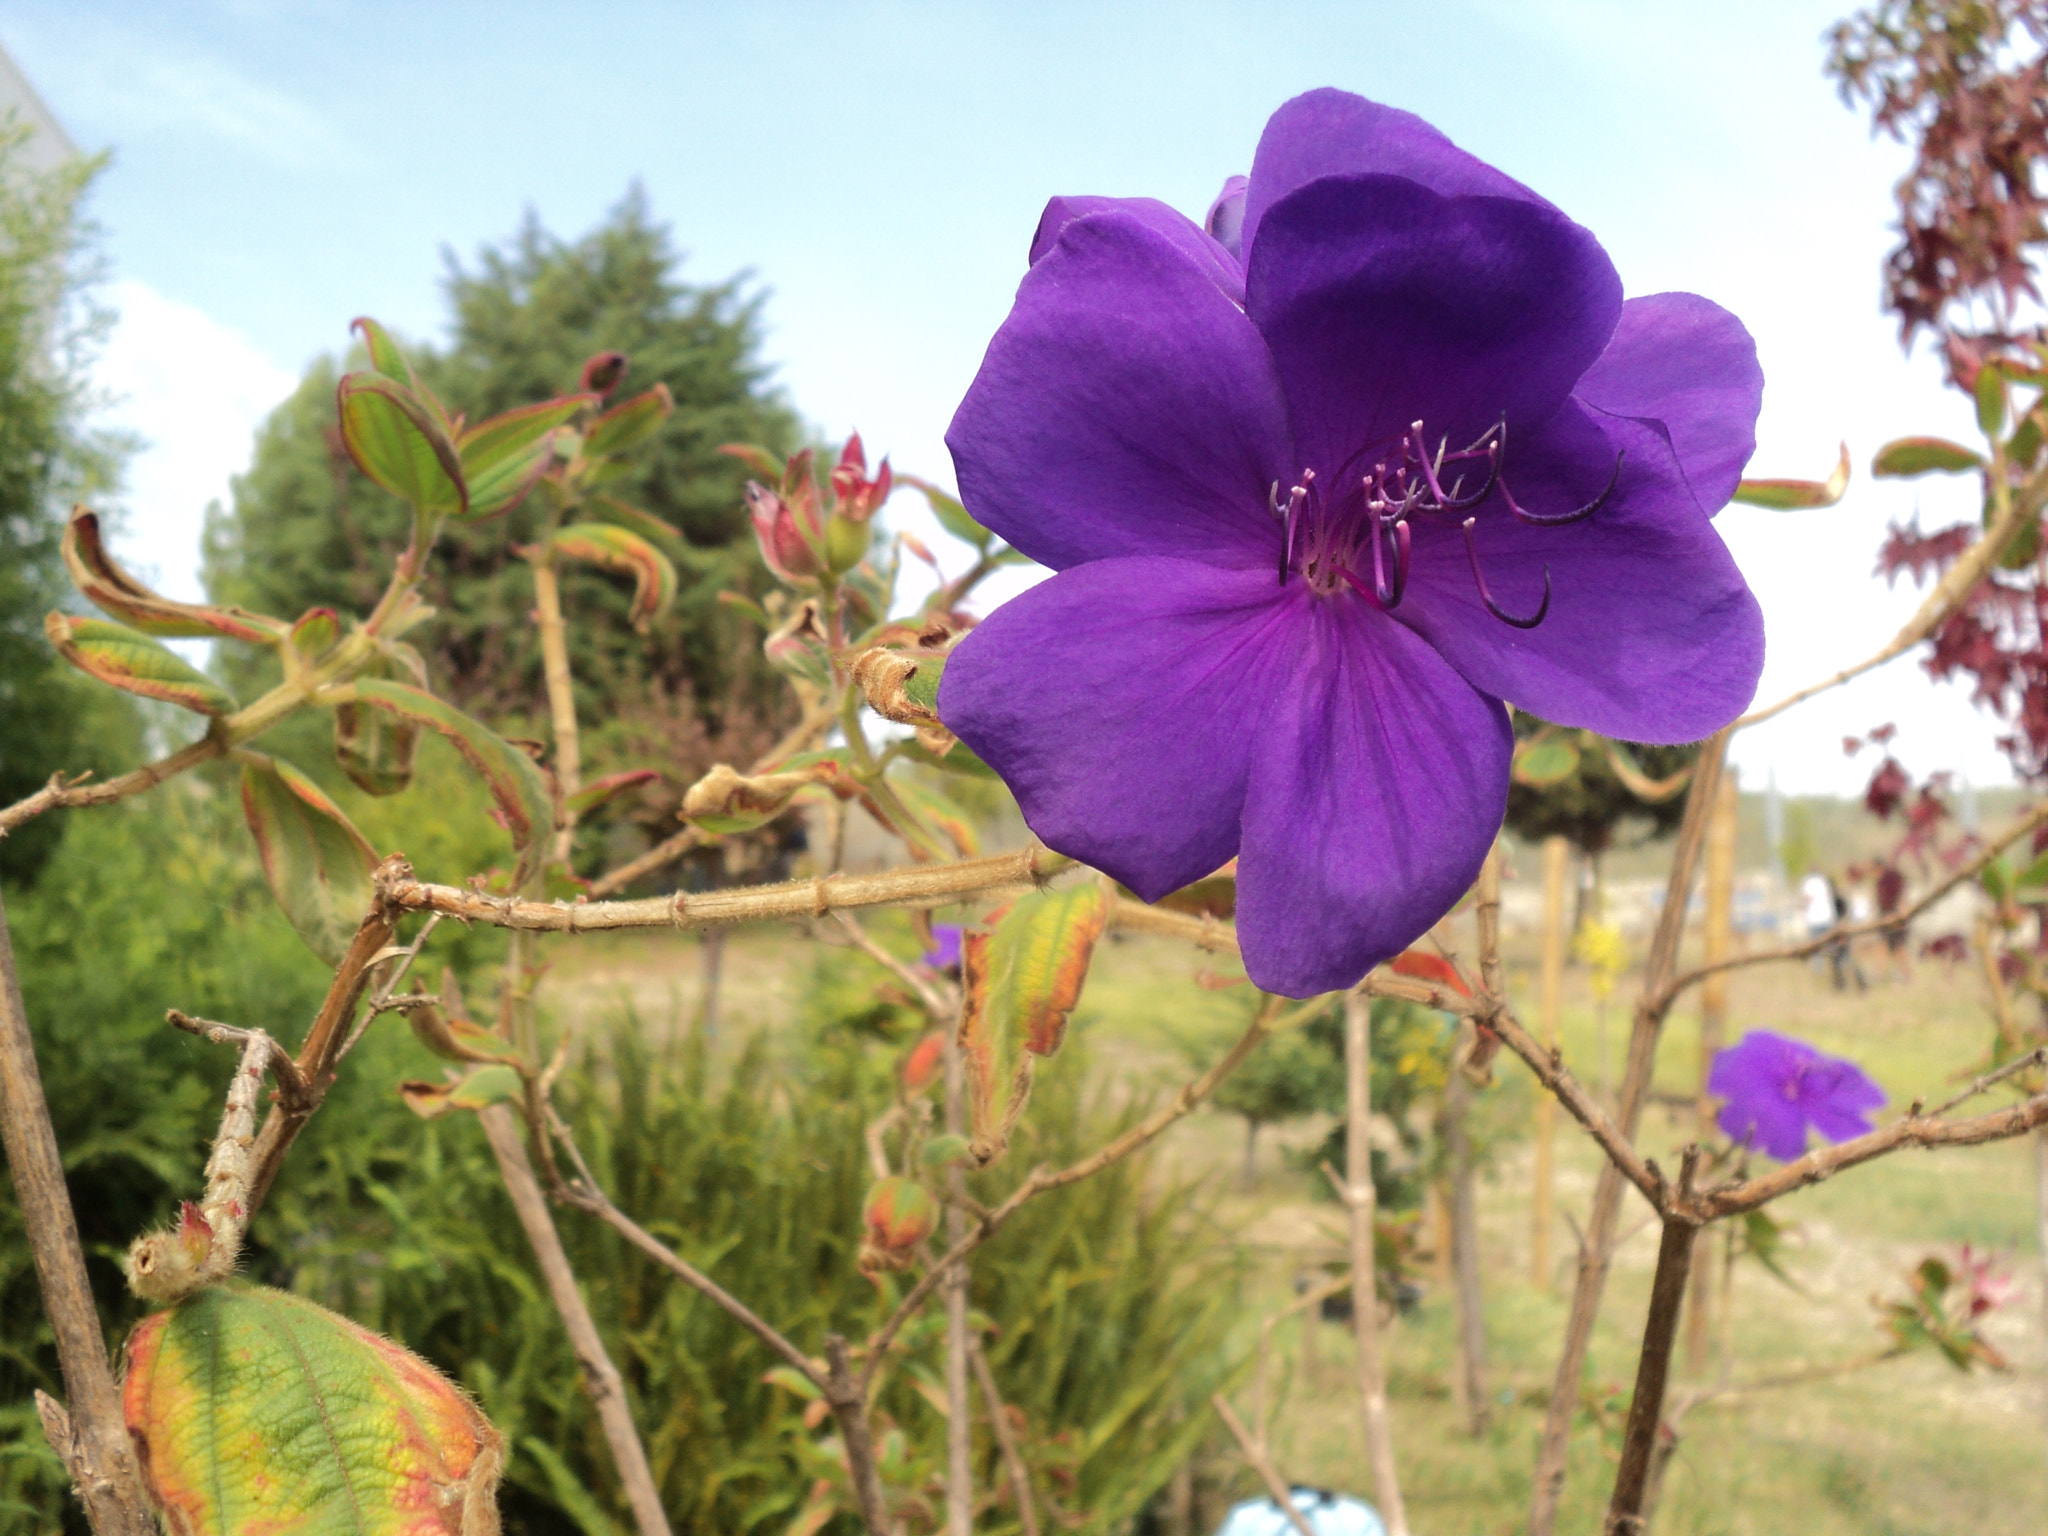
[289,606,341,661]
[1872,436,1985,478]
[545,523,678,629]
[579,494,694,567]
[456,395,592,521]
[581,383,673,461]
[351,680,554,886]
[1731,441,1851,509]
[240,756,379,966]
[899,473,991,551]
[45,614,238,716]
[1512,736,1581,787]
[338,372,467,520]
[123,1284,502,1535]
[399,1064,523,1119]
[958,884,1108,1165]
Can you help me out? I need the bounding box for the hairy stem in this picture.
[0,888,157,1536]
[530,556,583,867]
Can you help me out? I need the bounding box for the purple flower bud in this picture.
[923,923,963,972]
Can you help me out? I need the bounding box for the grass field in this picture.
[540,895,2048,1536]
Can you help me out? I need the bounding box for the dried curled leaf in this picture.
[679,755,856,834]
[124,1284,502,1534]
[851,646,945,727]
[45,613,238,716]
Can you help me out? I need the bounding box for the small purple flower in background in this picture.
[937,89,1764,997]
[1709,1030,1887,1160]
[923,924,963,971]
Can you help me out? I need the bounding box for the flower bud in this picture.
[901,1030,946,1090]
[829,433,893,525]
[580,350,629,399]
[860,1176,938,1273]
[745,480,825,585]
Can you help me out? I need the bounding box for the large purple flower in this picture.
[1709,1030,1887,1161]
[937,90,1765,996]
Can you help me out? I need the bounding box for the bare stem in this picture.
[942,1031,974,1536]
[1605,1205,1699,1536]
[1930,1046,2048,1119]
[1341,990,1409,1534]
[477,1105,672,1536]
[825,1335,894,1536]
[969,1336,1040,1536]
[1211,1394,1317,1536]
[0,887,157,1536]
[531,557,583,867]
[1529,729,1727,1536]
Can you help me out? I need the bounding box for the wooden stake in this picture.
[1686,772,1738,1373]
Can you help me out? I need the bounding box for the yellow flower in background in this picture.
[1573,918,1629,1001]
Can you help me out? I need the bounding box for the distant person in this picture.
[1826,873,1867,992]
[1801,870,1833,940]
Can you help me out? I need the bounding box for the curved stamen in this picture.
[1279,481,1309,584]
[1462,517,1550,629]
[1504,449,1624,527]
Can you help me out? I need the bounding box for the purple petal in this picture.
[1233,598,1512,997]
[948,209,1293,574]
[1205,175,1249,259]
[1717,1096,1810,1162]
[938,557,1302,900]
[1245,172,1622,483]
[1800,1057,1888,1144]
[1572,293,1763,516]
[1392,401,1764,743]
[1241,89,1553,264]
[1026,195,1244,299]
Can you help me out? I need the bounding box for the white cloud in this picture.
[95,277,298,602]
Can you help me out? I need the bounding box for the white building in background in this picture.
[0,40,74,169]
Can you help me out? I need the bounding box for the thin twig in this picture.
[1655,796,2048,1016]
[969,1336,1040,1536]
[1929,1047,2048,1119]
[1484,1006,1663,1208]
[1339,990,1409,1532]
[477,1104,673,1536]
[337,913,442,1062]
[1211,1394,1317,1536]
[824,1334,894,1536]
[0,737,224,839]
[1605,1150,1701,1535]
[1736,460,2047,730]
[166,1011,310,1108]
[834,911,956,1019]
[1530,728,1728,1536]
[0,887,157,1536]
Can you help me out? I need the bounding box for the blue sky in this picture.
[0,0,2008,793]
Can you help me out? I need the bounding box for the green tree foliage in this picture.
[203,190,803,851]
[1502,713,1697,856]
[1211,1025,1342,1183]
[0,127,137,884]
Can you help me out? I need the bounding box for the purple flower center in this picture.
[1273,418,1621,629]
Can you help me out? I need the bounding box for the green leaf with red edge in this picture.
[564,768,660,817]
[1387,949,1473,998]
[239,756,379,965]
[287,607,340,662]
[456,395,593,521]
[545,522,678,629]
[583,383,673,461]
[333,644,428,798]
[580,494,694,567]
[123,1284,502,1536]
[958,884,1108,1166]
[1730,441,1851,509]
[351,314,417,386]
[718,441,784,481]
[406,998,526,1067]
[399,1064,523,1120]
[45,614,238,716]
[899,473,991,551]
[1872,436,1985,478]
[1512,736,1580,787]
[352,679,554,885]
[337,371,467,520]
[62,508,287,643]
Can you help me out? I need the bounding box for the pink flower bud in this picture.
[829,432,893,525]
[580,351,629,399]
[745,479,825,584]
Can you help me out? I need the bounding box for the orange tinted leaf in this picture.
[546,523,678,628]
[1387,949,1473,997]
[123,1284,501,1535]
[63,509,287,643]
